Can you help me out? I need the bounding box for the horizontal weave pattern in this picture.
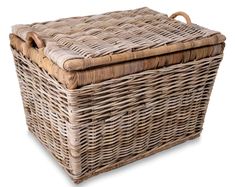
[10,34,225,88]
[12,7,218,69]
[13,48,223,183]
[13,50,72,170]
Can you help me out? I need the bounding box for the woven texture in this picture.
[10,34,225,89]
[12,7,219,70]
[13,47,223,183]
[11,7,225,183]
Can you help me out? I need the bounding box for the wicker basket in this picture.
[10,7,225,183]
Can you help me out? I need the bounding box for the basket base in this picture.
[70,132,200,184]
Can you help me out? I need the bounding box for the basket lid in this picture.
[12,7,225,71]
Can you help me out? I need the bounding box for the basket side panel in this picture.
[67,55,223,182]
[12,49,74,172]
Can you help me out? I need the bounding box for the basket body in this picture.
[13,48,223,183]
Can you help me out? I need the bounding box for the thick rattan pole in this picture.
[170,11,192,25]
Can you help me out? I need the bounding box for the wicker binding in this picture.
[10,7,225,183]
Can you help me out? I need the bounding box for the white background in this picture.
[0,0,234,186]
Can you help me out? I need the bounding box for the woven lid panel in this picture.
[12,7,219,70]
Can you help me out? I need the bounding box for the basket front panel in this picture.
[67,54,222,180]
[12,48,222,182]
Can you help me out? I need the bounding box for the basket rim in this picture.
[10,34,225,89]
[62,33,225,71]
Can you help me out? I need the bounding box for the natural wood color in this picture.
[10,7,225,184]
[170,11,192,25]
[10,34,225,89]
[63,34,225,71]
[10,34,77,89]
[73,133,200,183]
[12,7,225,71]
[26,32,45,48]
[12,49,223,183]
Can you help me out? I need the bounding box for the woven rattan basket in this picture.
[10,7,225,183]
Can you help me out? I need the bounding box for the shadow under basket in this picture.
[10,7,225,183]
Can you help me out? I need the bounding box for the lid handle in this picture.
[170,11,192,25]
[26,32,45,49]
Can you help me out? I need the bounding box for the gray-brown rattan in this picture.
[10,7,225,183]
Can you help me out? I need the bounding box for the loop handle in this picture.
[170,11,192,25]
[26,32,45,48]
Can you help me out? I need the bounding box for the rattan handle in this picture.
[170,11,192,25]
[26,32,45,49]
